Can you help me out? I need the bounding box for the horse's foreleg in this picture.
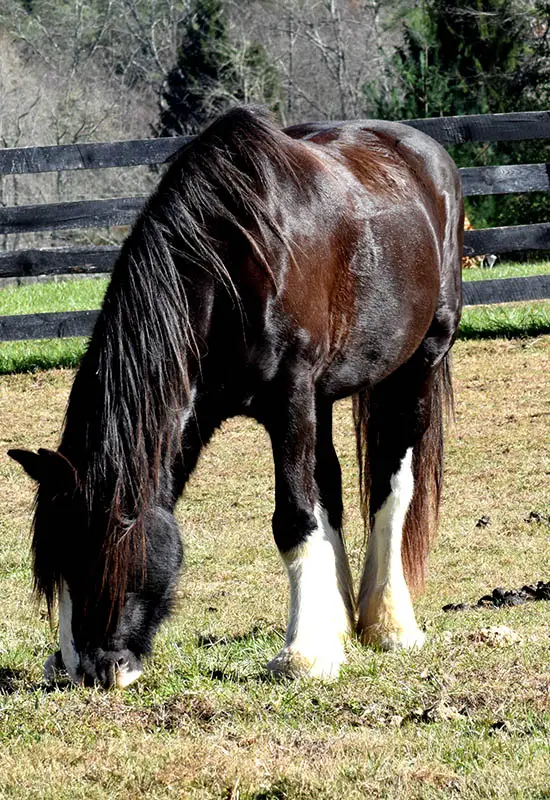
[266,377,353,679]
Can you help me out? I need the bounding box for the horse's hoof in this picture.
[358,625,426,651]
[266,646,344,680]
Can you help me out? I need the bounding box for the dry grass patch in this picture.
[0,336,549,799]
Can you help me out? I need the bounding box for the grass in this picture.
[457,260,550,339]
[458,301,550,340]
[462,260,550,282]
[0,335,549,798]
[0,277,109,315]
[0,279,109,374]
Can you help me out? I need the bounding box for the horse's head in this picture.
[8,447,183,688]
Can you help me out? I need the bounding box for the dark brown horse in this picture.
[9,107,462,687]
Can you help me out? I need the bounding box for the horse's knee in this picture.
[272,504,317,553]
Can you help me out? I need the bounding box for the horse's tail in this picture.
[353,354,453,594]
[404,356,453,593]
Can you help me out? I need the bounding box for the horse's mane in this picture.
[37,107,304,627]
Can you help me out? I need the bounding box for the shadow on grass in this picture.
[195,624,286,684]
[457,321,550,340]
[0,667,28,695]
[196,623,284,650]
[0,665,73,696]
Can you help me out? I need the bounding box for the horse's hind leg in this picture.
[265,374,354,679]
[356,355,447,650]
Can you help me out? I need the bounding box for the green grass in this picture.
[462,260,550,282]
[458,260,550,339]
[0,278,108,374]
[0,338,88,373]
[0,277,109,315]
[459,301,550,340]
[0,260,549,373]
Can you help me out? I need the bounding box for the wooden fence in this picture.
[1,110,550,342]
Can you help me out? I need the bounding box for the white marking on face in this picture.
[116,663,143,689]
[268,503,353,679]
[58,581,82,683]
[358,448,425,649]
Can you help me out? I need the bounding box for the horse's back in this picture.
[285,117,461,205]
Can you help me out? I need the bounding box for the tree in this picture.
[154,0,279,136]
[367,0,548,120]
[366,0,550,231]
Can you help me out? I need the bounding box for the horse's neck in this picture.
[60,269,223,512]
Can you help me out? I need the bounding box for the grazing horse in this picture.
[9,107,462,688]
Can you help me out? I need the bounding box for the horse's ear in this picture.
[8,448,76,486]
[8,449,44,482]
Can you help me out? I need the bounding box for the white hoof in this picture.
[267,645,345,680]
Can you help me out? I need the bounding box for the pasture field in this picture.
[0,333,549,799]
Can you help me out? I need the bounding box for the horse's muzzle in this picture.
[44,648,143,689]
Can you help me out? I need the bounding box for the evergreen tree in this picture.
[367,0,550,230]
[368,0,545,121]
[154,0,279,137]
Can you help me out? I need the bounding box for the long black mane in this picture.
[35,107,302,622]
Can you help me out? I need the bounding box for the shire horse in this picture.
[9,107,462,688]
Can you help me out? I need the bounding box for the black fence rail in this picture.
[1,110,549,342]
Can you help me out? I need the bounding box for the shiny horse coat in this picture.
[10,107,462,686]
